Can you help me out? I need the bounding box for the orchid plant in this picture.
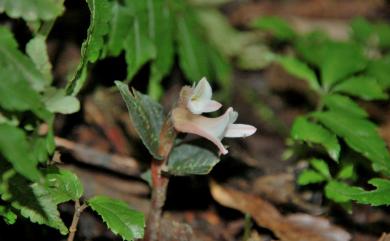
[116,77,256,241]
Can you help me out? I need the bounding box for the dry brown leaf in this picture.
[378,233,390,241]
[210,181,351,241]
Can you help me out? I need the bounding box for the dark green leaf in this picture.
[333,76,387,100]
[325,179,390,206]
[313,111,390,174]
[323,94,367,118]
[291,117,340,161]
[106,2,133,56]
[297,170,326,185]
[0,0,64,21]
[167,144,220,176]
[251,16,295,41]
[0,27,47,92]
[115,81,164,159]
[0,124,40,181]
[276,56,320,91]
[350,17,374,44]
[88,195,144,241]
[1,172,68,234]
[67,0,111,95]
[43,168,84,204]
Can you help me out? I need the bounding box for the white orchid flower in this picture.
[172,77,257,155]
[186,77,222,114]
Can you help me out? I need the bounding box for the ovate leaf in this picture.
[333,76,387,100]
[325,179,390,206]
[276,56,320,91]
[88,195,144,241]
[43,168,84,204]
[313,111,390,174]
[43,88,80,114]
[323,94,367,118]
[0,0,64,21]
[67,0,111,95]
[0,124,40,181]
[115,81,164,159]
[167,144,220,176]
[291,117,340,161]
[310,159,331,178]
[26,35,52,85]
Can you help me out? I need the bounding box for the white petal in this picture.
[202,100,222,113]
[224,124,257,138]
[187,77,217,114]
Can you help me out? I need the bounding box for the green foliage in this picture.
[323,94,367,118]
[252,16,295,41]
[325,179,390,206]
[67,0,111,95]
[167,144,220,176]
[0,205,17,224]
[0,0,64,21]
[297,159,330,185]
[26,35,53,84]
[88,195,145,241]
[115,81,164,159]
[1,171,68,234]
[291,117,340,161]
[43,168,84,205]
[333,76,387,100]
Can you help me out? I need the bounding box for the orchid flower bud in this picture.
[172,77,256,154]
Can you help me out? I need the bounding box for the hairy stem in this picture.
[67,200,88,241]
[144,119,176,241]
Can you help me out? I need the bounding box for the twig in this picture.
[144,119,176,241]
[67,200,88,241]
[55,136,141,176]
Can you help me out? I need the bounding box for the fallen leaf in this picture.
[378,233,390,241]
[210,181,351,241]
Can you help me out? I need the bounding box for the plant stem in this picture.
[67,200,88,241]
[144,119,176,241]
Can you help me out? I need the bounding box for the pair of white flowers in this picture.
[172,78,257,155]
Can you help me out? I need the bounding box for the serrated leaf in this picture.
[0,124,41,181]
[43,88,80,114]
[0,0,64,21]
[251,16,295,41]
[313,111,390,174]
[26,35,52,85]
[325,179,390,206]
[323,94,367,118]
[0,27,46,92]
[43,168,84,204]
[67,0,111,95]
[333,76,387,100]
[310,159,331,178]
[276,56,320,91]
[297,169,326,185]
[1,173,68,234]
[0,205,17,224]
[167,144,220,176]
[176,12,211,82]
[88,195,144,241]
[115,81,164,159]
[291,117,340,161]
